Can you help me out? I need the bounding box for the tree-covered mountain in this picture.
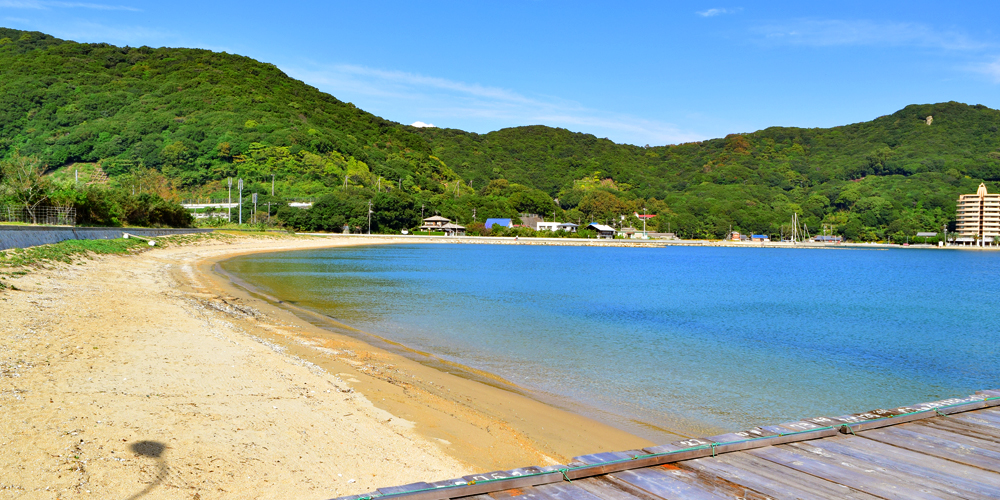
[2,28,999,240]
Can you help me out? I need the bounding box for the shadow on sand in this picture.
[124,440,168,500]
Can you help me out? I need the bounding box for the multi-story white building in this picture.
[956,183,1000,242]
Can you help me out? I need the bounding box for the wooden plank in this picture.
[976,389,1000,402]
[950,409,1000,429]
[907,421,1000,452]
[625,463,775,500]
[908,395,989,414]
[456,483,604,500]
[680,453,881,499]
[921,417,1000,442]
[749,443,959,499]
[608,467,732,500]
[799,435,1000,498]
[860,426,1000,472]
[787,438,1000,499]
[571,451,646,467]
[527,481,626,500]
[571,476,666,500]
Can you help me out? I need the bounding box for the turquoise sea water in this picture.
[222,244,999,439]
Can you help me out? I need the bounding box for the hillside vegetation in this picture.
[2,28,999,239]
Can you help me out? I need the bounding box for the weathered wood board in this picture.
[329,390,1000,500]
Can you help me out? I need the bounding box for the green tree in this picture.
[0,151,51,223]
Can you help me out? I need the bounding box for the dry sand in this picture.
[0,234,655,499]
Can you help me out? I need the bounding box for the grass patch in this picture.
[0,230,303,290]
[0,237,150,290]
[0,238,151,269]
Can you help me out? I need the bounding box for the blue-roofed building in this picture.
[751,234,770,242]
[484,218,512,230]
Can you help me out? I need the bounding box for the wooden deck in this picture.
[331,390,1000,500]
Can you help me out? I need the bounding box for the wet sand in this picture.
[0,233,655,499]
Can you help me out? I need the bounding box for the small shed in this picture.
[586,223,616,239]
[441,222,466,236]
[557,223,578,233]
[812,235,843,243]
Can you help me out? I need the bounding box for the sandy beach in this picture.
[0,233,654,499]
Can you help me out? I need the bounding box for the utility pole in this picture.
[367,200,373,235]
[252,192,258,224]
[271,174,275,196]
[238,178,243,224]
[228,178,232,222]
[421,204,425,219]
[643,207,647,238]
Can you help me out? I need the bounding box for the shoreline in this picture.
[295,232,1000,251]
[210,244,717,444]
[195,238,663,468]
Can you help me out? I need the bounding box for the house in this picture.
[751,234,770,242]
[484,218,512,230]
[648,232,678,240]
[537,221,579,233]
[419,215,451,231]
[418,216,465,236]
[620,227,637,238]
[586,223,616,239]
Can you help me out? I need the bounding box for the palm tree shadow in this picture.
[124,440,168,500]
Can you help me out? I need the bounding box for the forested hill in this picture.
[0,28,461,194]
[2,28,1000,240]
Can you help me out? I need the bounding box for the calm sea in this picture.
[221,244,999,440]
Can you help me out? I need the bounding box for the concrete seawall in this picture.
[0,226,213,251]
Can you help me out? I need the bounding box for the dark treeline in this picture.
[2,28,999,239]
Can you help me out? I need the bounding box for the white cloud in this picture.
[410,121,436,128]
[283,62,705,146]
[972,57,1000,83]
[753,19,988,51]
[697,8,740,17]
[0,0,139,10]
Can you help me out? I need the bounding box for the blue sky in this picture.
[3,1,1000,146]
